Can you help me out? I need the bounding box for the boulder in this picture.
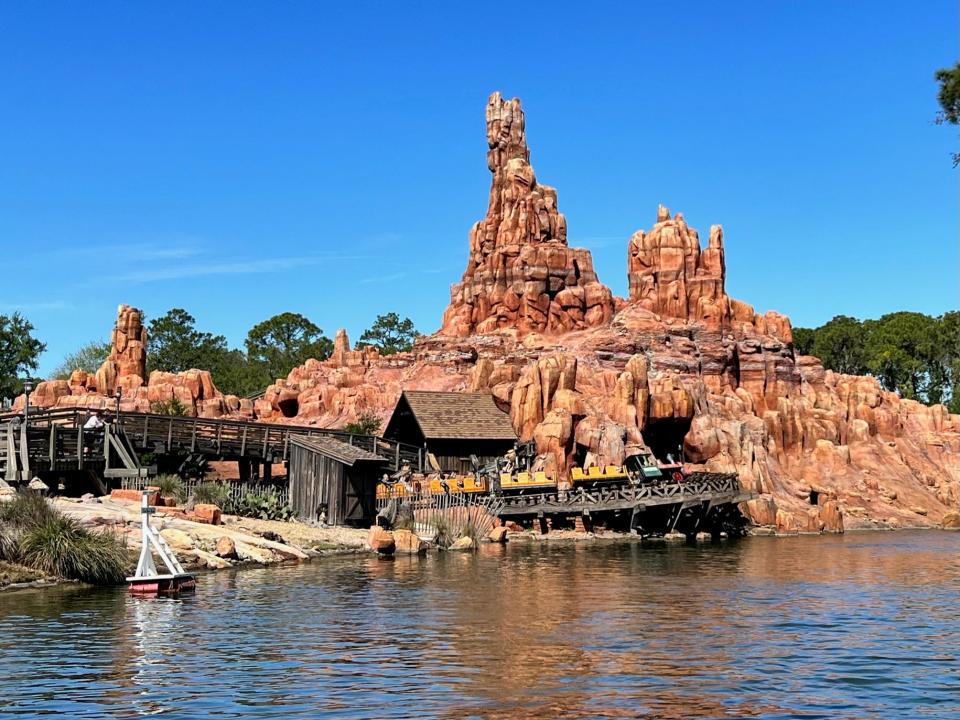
[160,528,194,552]
[448,536,477,552]
[393,528,428,555]
[215,536,238,559]
[192,504,222,526]
[367,525,396,555]
[487,526,508,543]
[941,511,960,529]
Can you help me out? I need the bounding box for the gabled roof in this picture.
[290,435,385,466]
[389,391,517,441]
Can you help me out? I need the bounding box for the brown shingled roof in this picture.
[396,391,517,441]
[290,436,386,466]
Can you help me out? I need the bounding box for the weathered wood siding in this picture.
[288,443,380,526]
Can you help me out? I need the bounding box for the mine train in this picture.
[377,442,690,499]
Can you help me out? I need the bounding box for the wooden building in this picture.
[383,391,517,474]
[288,436,385,526]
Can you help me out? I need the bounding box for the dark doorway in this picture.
[641,417,692,463]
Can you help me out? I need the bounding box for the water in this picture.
[1,532,958,719]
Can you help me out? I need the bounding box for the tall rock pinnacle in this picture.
[441,92,614,336]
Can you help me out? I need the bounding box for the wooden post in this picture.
[238,458,250,483]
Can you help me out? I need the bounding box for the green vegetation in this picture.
[245,312,333,382]
[357,313,419,355]
[235,490,293,521]
[154,474,187,503]
[794,311,960,411]
[0,493,128,586]
[431,515,453,549]
[0,312,46,400]
[49,340,112,380]
[150,398,189,416]
[144,308,333,398]
[343,411,382,436]
[934,61,960,166]
[190,482,232,509]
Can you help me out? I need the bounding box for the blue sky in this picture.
[1,1,956,376]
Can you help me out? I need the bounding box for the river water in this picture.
[1,531,958,719]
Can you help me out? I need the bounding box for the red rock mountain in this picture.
[24,93,960,533]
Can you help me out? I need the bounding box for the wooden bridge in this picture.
[0,407,424,486]
[377,473,754,538]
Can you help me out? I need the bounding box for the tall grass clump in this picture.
[20,515,128,585]
[154,474,186,503]
[0,492,128,585]
[0,492,56,530]
[191,482,232,512]
[431,514,453,548]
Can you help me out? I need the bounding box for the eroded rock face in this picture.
[24,92,960,534]
[440,92,614,336]
[95,304,148,396]
[21,305,241,418]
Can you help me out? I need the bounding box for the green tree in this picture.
[147,309,229,375]
[343,411,382,435]
[245,312,332,383]
[791,326,816,355]
[49,340,112,380]
[938,311,960,412]
[0,313,46,400]
[357,313,418,355]
[865,312,938,401]
[808,315,867,376]
[934,62,960,166]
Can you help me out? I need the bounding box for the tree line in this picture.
[793,311,959,412]
[0,310,418,401]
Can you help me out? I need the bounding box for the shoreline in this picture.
[2,496,956,595]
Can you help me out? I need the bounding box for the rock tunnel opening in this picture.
[641,417,693,464]
[809,489,820,506]
[278,398,299,418]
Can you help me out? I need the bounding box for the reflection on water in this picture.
[1,532,958,719]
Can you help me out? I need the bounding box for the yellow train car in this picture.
[427,474,489,495]
[570,465,630,486]
[498,470,557,493]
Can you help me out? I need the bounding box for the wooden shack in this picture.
[383,391,517,474]
[288,436,385,526]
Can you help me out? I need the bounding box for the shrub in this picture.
[236,490,292,521]
[154,474,186,503]
[0,491,56,530]
[0,524,22,563]
[343,411,382,436]
[431,514,453,548]
[460,521,480,544]
[19,514,128,585]
[150,398,188,416]
[191,482,231,510]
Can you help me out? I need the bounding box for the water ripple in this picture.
[0,531,958,719]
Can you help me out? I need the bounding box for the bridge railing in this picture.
[1,407,423,472]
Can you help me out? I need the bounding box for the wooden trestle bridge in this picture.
[377,473,754,539]
[0,407,424,487]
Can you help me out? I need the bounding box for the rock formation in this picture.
[22,92,960,534]
[440,92,614,336]
[21,305,245,418]
[94,304,147,396]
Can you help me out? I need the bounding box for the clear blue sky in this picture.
[1,1,956,376]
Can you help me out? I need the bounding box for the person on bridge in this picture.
[83,409,105,456]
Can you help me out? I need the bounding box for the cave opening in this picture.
[278,398,300,418]
[641,417,693,464]
[809,489,820,506]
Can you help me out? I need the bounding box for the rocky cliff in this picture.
[24,93,960,532]
[20,305,250,418]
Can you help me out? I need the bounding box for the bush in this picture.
[236,490,293,521]
[0,524,22,563]
[154,474,186,503]
[18,513,128,585]
[431,514,453,548]
[343,411,382,436]
[150,398,189,416]
[190,482,231,510]
[0,491,56,530]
